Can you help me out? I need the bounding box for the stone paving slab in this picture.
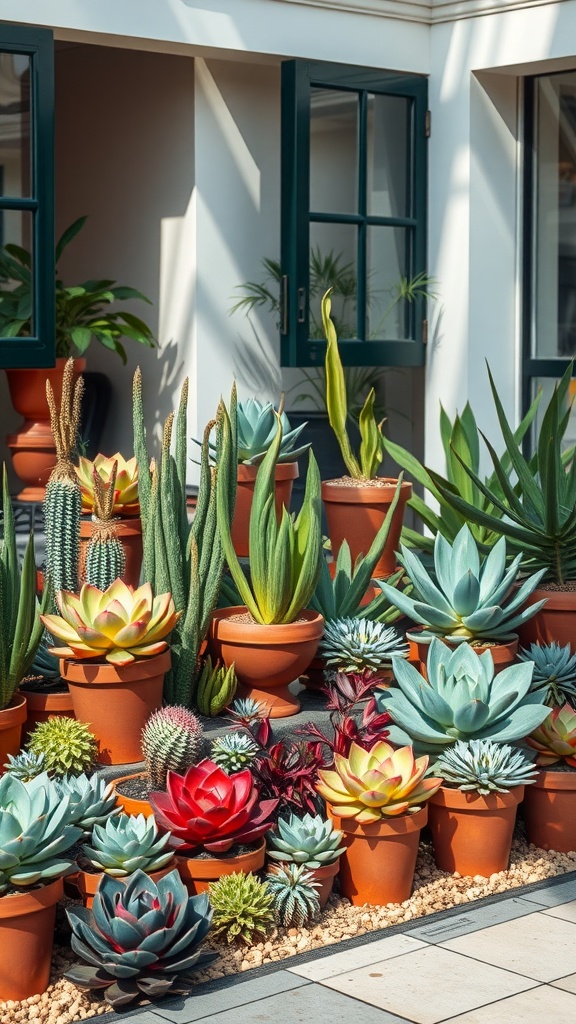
[150,971,311,1022]
[405,895,542,943]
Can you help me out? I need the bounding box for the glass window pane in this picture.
[531,376,576,451]
[0,53,32,198]
[309,221,358,339]
[367,226,412,340]
[310,88,358,215]
[367,93,410,218]
[0,209,34,336]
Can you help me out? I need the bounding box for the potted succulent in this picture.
[518,642,576,707]
[265,864,321,927]
[427,739,538,876]
[266,812,345,908]
[211,405,324,717]
[316,739,441,905]
[319,291,412,578]
[40,579,180,764]
[149,759,277,894]
[76,452,142,588]
[523,704,576,852]
[378,524,546,673]
[319,618,408,688]
[0,772,82,1001]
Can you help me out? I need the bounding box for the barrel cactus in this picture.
[141,705,204,791]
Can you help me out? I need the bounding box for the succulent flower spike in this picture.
[76,452,139,515]
[41,579,180,666]
[526,704,576,767]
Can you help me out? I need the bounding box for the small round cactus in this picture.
[142,705,204,791]
[27,717,98,778]
[208,871,275,944]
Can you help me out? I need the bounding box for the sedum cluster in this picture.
[208,871,275,944]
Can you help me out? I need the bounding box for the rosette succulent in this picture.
[320,618,408,675]
[267,812,345,868]
[149,760,278,853]
[55,773,120,833]
[525,704,576,767]
[519,643,576,707]
[83,813,174,877]
[27,717,98,778]
[378,638,550,755]
[65,869,216,1008]
[76,452,140,515]
[378,525,545,644]
[316,740,441,823]
[41,579,180,666]
[432,739,538,795]
[265,864,321,928]
[236,399,310,465]
[211,733,260,774]
[3,750,45,782]
[208,872,275,944]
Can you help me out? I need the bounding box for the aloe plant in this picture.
[236,399,310,465]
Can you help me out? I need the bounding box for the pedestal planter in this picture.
[232,463,299,558]
[0,877,63,1001]
[113,772,154,817]
[321,478,411,580]
[20,687,75,742]
[175,840,266,895]
[0,694,27,774]
[427,785,524,877]
[209,607,324,717]
[408,631,519,680]
[64,861,176,908]
[60,650,170,765]
[329,805,427,906]
[523,769,576,853]
[79,514,143,589]
[517,587,576,653]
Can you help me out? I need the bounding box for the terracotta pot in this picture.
[209,607,324,717]
[523,768,576,853]
[232,462,299,558]
[309,859,340,909]
[0,877,63,1001]
[427,785,523,876]
[328,805,427,906]
[517,587,576,653]
[408,631,519,680]
[20,688,75,742]
[79,514,143,589]
[0,694,27,775]
[6,358,85,501]
[176,840,266,895]
[321,478,412,580]
[60,650,170,765]
[65,861,176,908]
[113,772,154,817]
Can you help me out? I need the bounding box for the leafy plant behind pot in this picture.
[519,642,576,707]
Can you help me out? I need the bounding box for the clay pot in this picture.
[209,606,324,717]
[79,514,143,589]
[309,860,340,909]
[60,650,170,765]
[0,877,63,1001]
[175,840,266,895]
[20,688,75,742]
[113,772,154,817]
[523,768,576,853]
[329,805,427,906]
[427,785,524,876]
[232,462,299,558]
[0,694,27,774]
[65,861,176,908]
[408,631,519,679]
[321,478,412,580]
[517,587,576,653]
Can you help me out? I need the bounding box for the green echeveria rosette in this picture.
[83,813,174,877]
[236,399,311,465]
[266,813,346,868]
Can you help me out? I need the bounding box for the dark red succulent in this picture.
[253,739,327,818]
[149,760,278,854]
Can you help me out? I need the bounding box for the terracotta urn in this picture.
[0,878,63,1001]
[427,785,524,876]
[523,768,576,853]
[321,477,412,580]
[175,840,266,895]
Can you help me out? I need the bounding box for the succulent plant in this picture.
[84,460,126,591]
[41,579,180,666]
[83,813,174,876]
[236,399,310,465]
[0,772,81,893]
[267,812,345,867]
[378,525,545,645]
[525,704,576,767]
[55,773,120,833]
[149,760,277,853]
[76,453,140,515]
[208,871,275,944]
[211,733,260,773]
[228,698,268,725]
[27,717,98,778]
[65,869,216,1008]
[320,618,408,675]
[378,638,551,755]
[519,643,576,707]
[3,749,46,782]
[316,740,441,823]
[141,705,204,791]
[431,739,538,795]
[265,864,321,928]
[195,656,237,717]
[43,358,83,596]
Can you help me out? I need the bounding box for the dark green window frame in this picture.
[280,60,428,369]
[0,25,54,368]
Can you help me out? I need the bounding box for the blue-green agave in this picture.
[211,732,260,773]
[431,739,538,795]
[54,773,120,834]
[378,525,545,643]
[377,638,550,755]
[267,813,345,868]
[265,863,321,928]
[83,813,174,877]
[519,642,576,707]
[237,399,310,465]
[320,618,408,674]
[65,869,216,1008]
[3,749,45,782]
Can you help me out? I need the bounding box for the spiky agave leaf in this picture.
[265,864,321,928]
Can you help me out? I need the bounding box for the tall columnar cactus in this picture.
[44,358,83,595]
[84,461,126,589]
[141,705,204,791]
[133,368,237,704]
